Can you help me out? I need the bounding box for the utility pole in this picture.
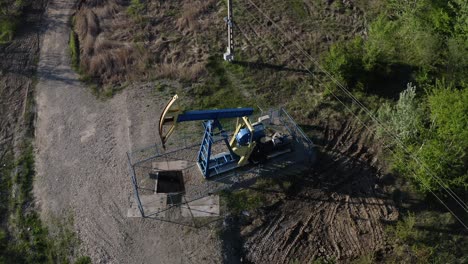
[223,0,234,62]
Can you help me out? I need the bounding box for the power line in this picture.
[239,6,468,229]
[241,0,468,215]
[242,0,468,214]
[237,0,468,227]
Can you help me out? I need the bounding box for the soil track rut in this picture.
[242,119,398,263]
[33,0,221,263]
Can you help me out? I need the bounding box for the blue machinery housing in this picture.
[175,108,254,178]
[177,108,254,122]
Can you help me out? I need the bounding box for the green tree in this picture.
[377,83,425,143]
[386,81,468,193]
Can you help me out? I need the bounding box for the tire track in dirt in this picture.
[242,120,398,263]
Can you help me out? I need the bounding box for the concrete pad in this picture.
[127,194,167,218]
[181,195,220,217]
[127,207,143,218]
[152,160,191,171]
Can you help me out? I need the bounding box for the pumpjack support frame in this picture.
[127,108,315,226]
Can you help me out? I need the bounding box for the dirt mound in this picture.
[240,117,398,263]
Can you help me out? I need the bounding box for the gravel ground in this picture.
[33,0,222,263]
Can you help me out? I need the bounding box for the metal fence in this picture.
[126,108,315,223]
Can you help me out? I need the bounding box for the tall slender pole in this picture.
[223,0,234,62]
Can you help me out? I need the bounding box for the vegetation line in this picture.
[242,0,468,228]
[0,91,91,264]
[1,2,91,262]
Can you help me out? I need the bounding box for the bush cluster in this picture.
[322,0,467,196]
[322,0,467,94]
[0,0,29,43]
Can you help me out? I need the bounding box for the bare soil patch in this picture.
[239,116,398,263]
[0,0,45,155]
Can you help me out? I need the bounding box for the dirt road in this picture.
[33,0,221,263]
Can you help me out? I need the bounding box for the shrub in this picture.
[382,81,468,193]
[376,83,424,143]
[365,8,442,70]
[395,212,416,241]
[322,0,464,96]
[0,18,16,43]
[445,36,468,83]
[427,81,468,144]
[322,37,365,91]
[127,0,145,19]
[363,15,398,69]
[418,81,468,191]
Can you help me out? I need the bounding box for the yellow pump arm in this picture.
[158,94,181,148]
[229,116,257,166]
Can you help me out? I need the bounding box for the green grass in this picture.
[0,65,90,263]
[0,0,29,43]
[0,143,91,264]
[220,177,296,215]
[351,254,374,264]
[220,189,266,215]
[289,0,307,20]
[127,0,145,21]
[0,5,91,263]
[394,212,416,241]
[189,56,255,109]
[69,30,80,71]
[384,211,467,263]
[0,18,17,43]
[74,256,92,264]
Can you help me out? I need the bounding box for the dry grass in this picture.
[70,0,367,89]
[81,36,95,57]
[75,8,100,57]
[85,10,100,37]
[94,37,123,53]
[74,2,139,86]
[72,0,222,86]
[88,47,134,83]
[75,9,99,40]
[84,0,106,7]
[93,2,119,18]
[155,62,206,81]
[176,0,217,32]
